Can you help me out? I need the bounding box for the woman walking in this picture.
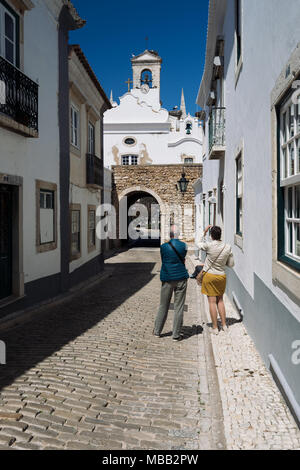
[198,225,235,335]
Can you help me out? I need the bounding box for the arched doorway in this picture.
[118,187,164,247]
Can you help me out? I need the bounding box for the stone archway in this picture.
[112,164,203,245]
[118,186,166,245]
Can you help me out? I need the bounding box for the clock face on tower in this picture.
[141,84,149,94]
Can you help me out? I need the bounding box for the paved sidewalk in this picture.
[189,254,300,450]
[0,248,224,450]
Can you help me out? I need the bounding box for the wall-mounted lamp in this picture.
[177,172,189,193]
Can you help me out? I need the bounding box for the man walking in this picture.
[153,226,189,341]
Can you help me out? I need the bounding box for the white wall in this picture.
[0,0,61,284]
[223,0,300,315]
[104,94,202,167]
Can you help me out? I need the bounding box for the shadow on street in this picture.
[0,260,156,393]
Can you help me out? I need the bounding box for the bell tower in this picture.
[130,50,162,109]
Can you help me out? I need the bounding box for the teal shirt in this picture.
[160,239,189,282]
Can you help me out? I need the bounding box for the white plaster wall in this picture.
[105,132,170,167]
[104,96,202,168]
[202,0,300,316]
[0,1,61,284]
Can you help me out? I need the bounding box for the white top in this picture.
[197,236,235,276]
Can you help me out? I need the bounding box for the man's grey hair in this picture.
[170,225,180,239]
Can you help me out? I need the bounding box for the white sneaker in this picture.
[222,325,229,333]
[211,328,219,336]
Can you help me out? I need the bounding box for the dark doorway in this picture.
[126,191,161,248]
[0,185,13,300]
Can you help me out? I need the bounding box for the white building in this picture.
[0,0,84,316]
[104,50,203,168]
[197,0,300,424]
[68,45,111,284]
[103,50,203,244]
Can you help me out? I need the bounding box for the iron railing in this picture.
[0,56,39,132]
[86,154,103,187]
[209,107,226,153]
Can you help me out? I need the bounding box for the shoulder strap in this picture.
[205,244,226,274]
[168,241,185,266]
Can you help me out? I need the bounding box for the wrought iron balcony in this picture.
[86,154,103,188]
[0,56,38,135]
[208,107,226,160]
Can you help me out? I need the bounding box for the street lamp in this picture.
[177,172,189,193]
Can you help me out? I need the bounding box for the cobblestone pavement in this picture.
[0,247,225,450]
[189,255,300,450]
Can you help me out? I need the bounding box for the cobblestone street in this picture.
[0,248,224,450]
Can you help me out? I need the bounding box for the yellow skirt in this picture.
[201,273,226,297]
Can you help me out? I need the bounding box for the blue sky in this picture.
[70,0,209,115]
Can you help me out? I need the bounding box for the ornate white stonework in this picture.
[104,50,203,168]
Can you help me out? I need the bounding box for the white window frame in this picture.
[121,155,138,166]
[236,152,243,236]
[184,157,194,164]
[280,94,300,262]
[234,0,243,85]
[280,95,300,186]
[36,180,57,253]
[0,3,17,66]
[88,121,95,155]
[71,103,80,149]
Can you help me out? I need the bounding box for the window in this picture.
[235,0,242,67]
[39,190,54,244]
[208,193,216,226]
[88,206,96,251]
[0,1,19,67]
[278,92,300,269]
[124,137,136,146]
[236,153,243,236]
[71,207,81,259]
[36,181,57,253]
[71,104,80,148]
[184,157,194,164]
[186,122,192,135]
[121,155,138,166]
[88,122,95,154]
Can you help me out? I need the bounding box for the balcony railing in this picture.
[0,56,39,133]
[86,154,103,188]
[209,107,226,160]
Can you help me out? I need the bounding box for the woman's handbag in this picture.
[196,244,226,286]
[196,270,205,286]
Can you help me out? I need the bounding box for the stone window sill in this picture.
[0,114,38,138]
[272,260,300,307]
[234,233,243,251]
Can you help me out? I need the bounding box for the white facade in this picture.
[197,0,300,421]
[68,45,111,274]
[0,0,84,309]
[0,1,60,300]
[104,50,203,169]
[0,1,62,285]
